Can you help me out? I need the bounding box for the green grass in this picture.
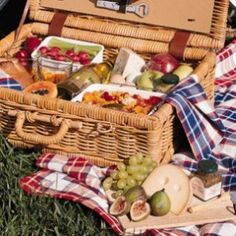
[0,135,117,236]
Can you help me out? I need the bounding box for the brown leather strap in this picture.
[48,12,68,36]
[169,31,191,59]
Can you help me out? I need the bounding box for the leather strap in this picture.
[118,0,130,13]
[169,31,191,59]
[48,12,68,36]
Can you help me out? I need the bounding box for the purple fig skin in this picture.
[124,186,147,204]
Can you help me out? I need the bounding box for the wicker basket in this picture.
[0,0,228,166]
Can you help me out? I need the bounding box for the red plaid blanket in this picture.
[19,153,236,235]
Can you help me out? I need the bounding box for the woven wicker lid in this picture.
[28,0,229,60]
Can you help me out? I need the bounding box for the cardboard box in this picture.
[41,0,214,34]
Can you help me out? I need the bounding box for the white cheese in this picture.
[112,48,145,82]
[142,164,192,215]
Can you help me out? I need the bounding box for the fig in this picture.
[124,185,147,204]
[149,189,171,216]
[109,196,130,216]
[130,200,150,221]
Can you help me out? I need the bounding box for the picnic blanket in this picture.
[19,39,236,235]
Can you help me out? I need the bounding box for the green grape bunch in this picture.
[102,153,157,198]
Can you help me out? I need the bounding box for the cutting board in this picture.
[118,192,236,234]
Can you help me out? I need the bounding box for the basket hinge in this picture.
[48,12,68,36]
[169,31,191,59]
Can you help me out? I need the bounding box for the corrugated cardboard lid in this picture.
[28,0,229,60]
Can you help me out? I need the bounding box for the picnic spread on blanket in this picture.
[0,0,236,235]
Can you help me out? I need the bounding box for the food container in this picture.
[31,36,104,72]
[0,0,229,166]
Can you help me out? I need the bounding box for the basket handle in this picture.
[14,0,30,44]
[10,111,74,145]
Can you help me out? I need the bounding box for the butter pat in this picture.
[112,48,145,82]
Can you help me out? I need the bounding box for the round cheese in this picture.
[142,164,192,215]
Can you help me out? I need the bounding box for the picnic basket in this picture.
[0,0,229,166]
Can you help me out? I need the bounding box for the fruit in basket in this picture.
[37,46,92,65]
[161,74,180,85]
[130,200,150,221]
[124,185,147,204]
[81,90,162,115]
[24,36,41,53]
[136,71,163,91]
[172,64,193,80]
[148,53,180,74]
[109,196,131,216]
[48,37,102,57]
[15,49,30,60]
[149,189,171,216]
[23,81,58,98]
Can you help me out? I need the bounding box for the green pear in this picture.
[136,71,154,91]
[173,64,193,80]
[149,189,171,216]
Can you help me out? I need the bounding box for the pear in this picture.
[149,189,171,216]
[136,71,154,91]
[172,64,193,80]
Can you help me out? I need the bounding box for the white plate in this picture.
[71,83,165,103]
[31,36,104,72]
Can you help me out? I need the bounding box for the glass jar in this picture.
[191,160,222,201]
[57,61,113,100]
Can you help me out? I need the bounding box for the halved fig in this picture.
[130,200,150,222]
[109,196,130,216]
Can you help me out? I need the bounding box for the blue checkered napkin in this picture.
[0,70,23,91]
[166,75,236,191]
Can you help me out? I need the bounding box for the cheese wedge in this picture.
[142,164,192,215]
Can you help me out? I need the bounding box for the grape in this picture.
[136,152,144,163]
[118,170,128,179]
[129,155,138,166]
[147,165,154,174]
[143,156,153,166]
[117,179,127,189]
[102,177,113,191]
[132,173,146,182]
[117,162,126,171]
[113,190,123,199]
[127,177,136,187]
[126,165,139,174]
[138,165,149,174]
[152,161,157,169]
[110,170,118,180]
